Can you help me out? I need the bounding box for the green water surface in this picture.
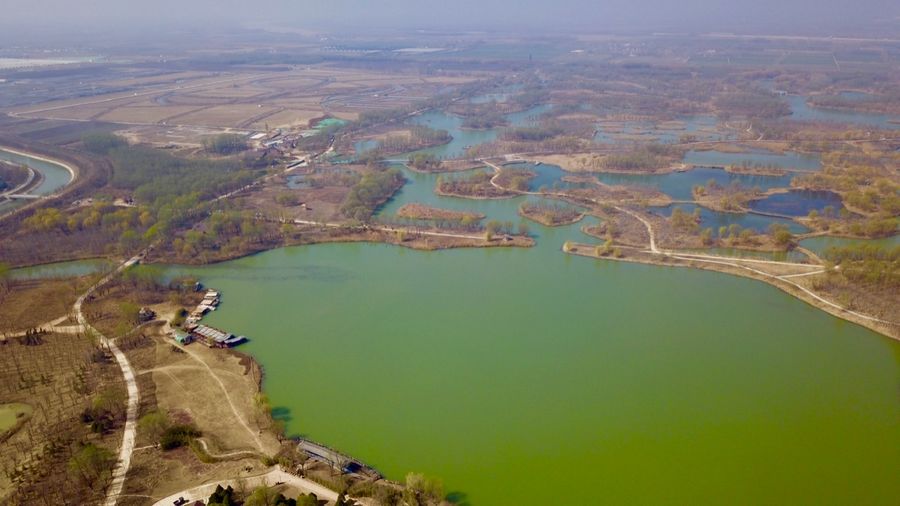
[153,163,900,505]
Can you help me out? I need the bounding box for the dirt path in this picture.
[135,364,207,376]
[169,338,266,452]
[614,206,659,253]
[195,438,262,461]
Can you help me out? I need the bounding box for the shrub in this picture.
[82,133,127,154]
[160,423,201,450]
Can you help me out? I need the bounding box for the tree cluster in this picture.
[340,169,405,222]
[203,134,249,155]
[825,244,899,288]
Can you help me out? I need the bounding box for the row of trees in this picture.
[501,125,563,142]
[667,206,795,248]
[22,202,157,254]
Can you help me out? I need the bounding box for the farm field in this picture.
[4,66,480,142]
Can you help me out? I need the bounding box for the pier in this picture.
[176,289,249,348]
[297,440,382,479]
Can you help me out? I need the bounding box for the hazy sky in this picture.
[3,0,899,36]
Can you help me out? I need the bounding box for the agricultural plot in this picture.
[248,109,322,130]
[100,70,217,89]
[172,104,283,128]
[7,65,473,138]
[780,51,838,66]
[98,105,204,124]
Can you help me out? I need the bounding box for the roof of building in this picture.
[192,325,234,343]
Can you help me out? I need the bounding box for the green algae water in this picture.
[154,163,900,505]
[167,242,900,505]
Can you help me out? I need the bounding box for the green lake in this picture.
[151,163,900,505]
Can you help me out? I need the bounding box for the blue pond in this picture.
[684,150,821,172]
[653,204,808,234]
[593,167,792,201]
[786,95,899,130]
[749,190,845,218]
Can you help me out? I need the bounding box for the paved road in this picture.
[73,254,143,506]
[151,467,339,506]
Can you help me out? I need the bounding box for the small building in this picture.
[138,307,156,322]
[190,324,246,348]
[172,330,192,345]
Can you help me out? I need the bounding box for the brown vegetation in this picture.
[0,276,93,333]
[436,171,516,199]
[692,179,763,212]
[396,203,484,223]
[518,201,584,226]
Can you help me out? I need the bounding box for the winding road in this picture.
[150,467,339,506]
[73,253,143,506]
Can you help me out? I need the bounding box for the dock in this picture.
[186,290,221,326]
[187,324,247,348]
[297,439,382,479]
[174,289,249,348]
